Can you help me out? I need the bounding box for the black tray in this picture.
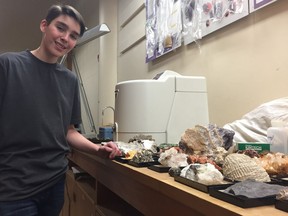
[209,188,276,208]
[148,164,171,173]
[148,165,185,173]
[280,177,288,186]
[114,156,131,163]
[269,176,288,186]
[275,200,288,212]
[128,160,160,167]
[174,176,234,193]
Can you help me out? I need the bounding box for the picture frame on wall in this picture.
[200,0,249,38]
[249,0,278,13]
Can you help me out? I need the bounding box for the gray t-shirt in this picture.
[0,50,82,201]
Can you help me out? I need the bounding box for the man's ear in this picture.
[40,19,48,33]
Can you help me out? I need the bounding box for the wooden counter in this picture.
[67,149,286,216]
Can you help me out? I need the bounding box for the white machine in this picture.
[114,70,209,144]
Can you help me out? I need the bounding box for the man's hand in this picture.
[97,142,122,159]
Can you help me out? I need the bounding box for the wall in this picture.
[98,0,118,127]
[75,0,118,135]
[75,0,288,136]
[117,0,288,127]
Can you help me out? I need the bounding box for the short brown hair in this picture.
[45,4,86,37]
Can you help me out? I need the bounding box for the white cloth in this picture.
[224,97,288,143]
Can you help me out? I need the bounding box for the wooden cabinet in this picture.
[66,171,99,216]
[60,165,142,216]
[60,170,100,216]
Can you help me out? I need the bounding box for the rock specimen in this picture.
[223,153,270,182]
[158,147,188,168]
[180,163,225,185]
[224,180,286,198]
[179,124,235,154]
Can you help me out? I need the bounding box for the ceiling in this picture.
[0,0,98,54]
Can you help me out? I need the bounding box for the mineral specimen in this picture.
[169,167,182,177]
[255,152,288,176]
[276,188,288,201]
[179,124,235,154]
[223,153,270,182]
[158,147,188,168]
[130,149,154,163]
[224,180,286,198]
[180,163,224,185]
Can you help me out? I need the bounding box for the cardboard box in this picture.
[237,142,270,153]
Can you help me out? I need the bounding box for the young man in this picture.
[0,4,121,216]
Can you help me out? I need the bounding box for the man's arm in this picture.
[66,125,121,159]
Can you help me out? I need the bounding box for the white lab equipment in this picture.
[114,70,209,144]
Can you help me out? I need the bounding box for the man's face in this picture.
[40,15,81,60]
